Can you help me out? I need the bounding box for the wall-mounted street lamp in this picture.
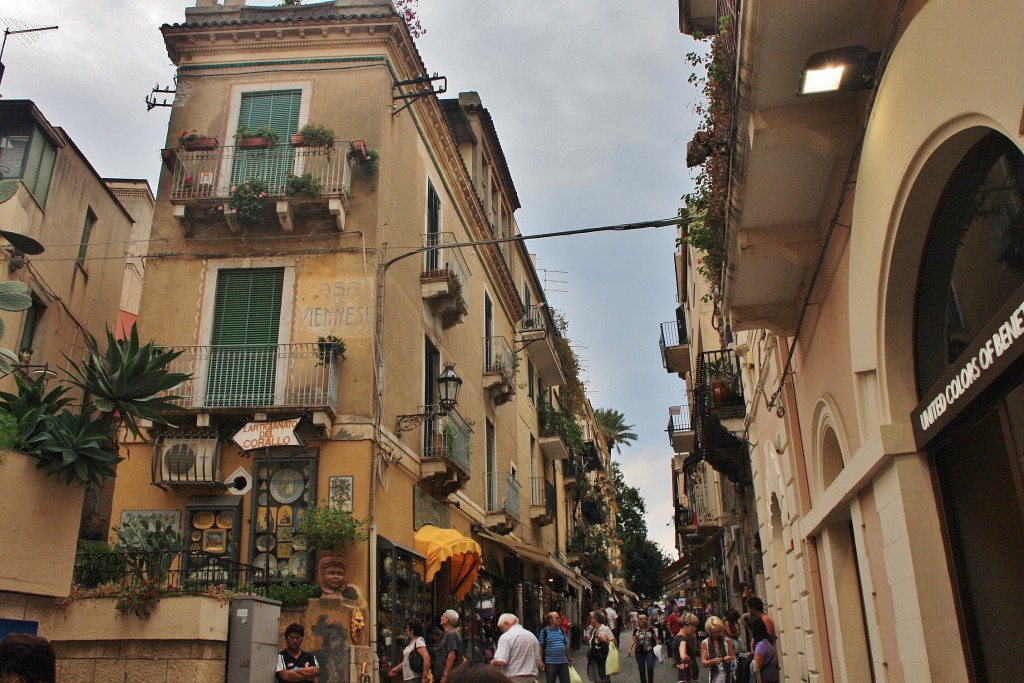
[394,362,463,435]
[798,45,880,96]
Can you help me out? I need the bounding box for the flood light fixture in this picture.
[798,45,880,96]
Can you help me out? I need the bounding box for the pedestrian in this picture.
[605,601,619,645]
[625,614,659,683]
[433,610,465,683]
[387,618,431,683]
[276,623,320,683]
[448,663,513,683]
[586,610,614,683]
[724,610,746,655]
[666,605,680,642]
[671,612,700,682]
[745,598,775,646]
[0,633,56,683]
[539,612,572,683]
[701,616,736,683]
[491,613,542,683]
[748,616,779,683]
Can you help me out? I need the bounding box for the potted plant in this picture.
[286,173,323,198]
[348,141,380,178]
[178,129,219,151]
[216,179,269,223]
[291,123,336,150]
[317,335,346,363]
[294,503,368,552]
[705,356,735,408]
[235,125,279,149]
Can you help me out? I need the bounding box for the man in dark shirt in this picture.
[276,623,320,683]
[433,609,464,683]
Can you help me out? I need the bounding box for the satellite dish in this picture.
[0,230,44,255]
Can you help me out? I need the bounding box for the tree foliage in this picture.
[611,462,671,599]
[594,407,638,454]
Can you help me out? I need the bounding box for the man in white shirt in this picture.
[605,601,619,644]
[491,613,542,683]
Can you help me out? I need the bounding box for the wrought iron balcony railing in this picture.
[166,144,353,201]
[486,471,521,521]
[158,343,338,412]
[484,335,516,377]
[531,476,557,510]
[659,315,691,375]
[422,231,470,291]
[73,549,267,593]
[422,407,472,476]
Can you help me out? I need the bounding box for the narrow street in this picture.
[569,630,710,683]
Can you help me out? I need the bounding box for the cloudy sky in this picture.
[1,0,703,556]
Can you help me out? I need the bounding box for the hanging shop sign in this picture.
[913,279,1024,449]
[232,418,303,450]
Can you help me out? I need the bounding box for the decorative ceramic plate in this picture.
[255,534,276,552]
[253,553,277,575]
[190,542,201,551]
[290,552,307,578]
[258,493,268,506]
[216,511,233,529]
[192,511,215,529]
[276,504,294,527]
[270,469,304,504]
[278,559,291,578]
[191,531,202,542]
[291,536,308,551]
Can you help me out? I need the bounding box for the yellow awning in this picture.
[414,525,482,600]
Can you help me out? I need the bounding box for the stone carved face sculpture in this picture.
[351,607,366,644]
[319,555,348,593]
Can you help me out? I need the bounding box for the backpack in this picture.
[734,654,752,683]
[409,642,424,673]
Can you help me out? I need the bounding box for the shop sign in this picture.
[232,418,302,450]
[912,280,1024,449]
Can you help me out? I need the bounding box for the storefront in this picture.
[910,131,1024,682]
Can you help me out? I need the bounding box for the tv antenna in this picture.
[0,21,59,88]
[146,77,177,111]
[538,267,568,294]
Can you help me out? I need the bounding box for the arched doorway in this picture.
[911,131,1024,682]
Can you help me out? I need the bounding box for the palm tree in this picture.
[594,408,637,454]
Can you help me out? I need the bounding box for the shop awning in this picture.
[475,526,551,564]
[612,582,639,600]
[414,525,482,600]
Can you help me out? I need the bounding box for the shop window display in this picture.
[250,450,317,582]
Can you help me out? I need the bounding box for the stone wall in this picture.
[54,640,226,683]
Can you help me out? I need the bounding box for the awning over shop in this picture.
[612,582,639,600]
[475,526,551,564]
[660,530,724,594]
[583,572,613,594]
[414,525,482,600]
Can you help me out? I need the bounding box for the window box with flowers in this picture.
[234,125,279,149]
[178,129,219,151]
[290,123,336,150]
[210,179,270,227]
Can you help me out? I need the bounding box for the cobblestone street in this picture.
[569,631,710,683]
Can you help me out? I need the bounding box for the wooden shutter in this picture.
[232,90,302,191]
[207,268,284,406]
[425,182,441,271]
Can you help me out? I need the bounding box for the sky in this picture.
[0,0,704,557]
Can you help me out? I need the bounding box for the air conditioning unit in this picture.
[160,437,221,485]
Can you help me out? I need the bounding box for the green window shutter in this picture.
[233,90,302,192]
[208,268,284,406]
[426,182,441,270]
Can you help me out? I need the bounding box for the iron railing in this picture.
[158,343,338,411]
[530,476,557,510]
[667,403,693,434]
[659,316,690,369]
[562,457,580,481]
[422,231,470,295]
[486,471,521,521]
[484,336,516,377]
[520,304,551,335]
[693,349,745,460]
[167,144,353,200]
[73,549,267,593]
[422,407,472,476]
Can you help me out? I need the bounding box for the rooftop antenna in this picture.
[0,21,59,88]
[538,267,568,294]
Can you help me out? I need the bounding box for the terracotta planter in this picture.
[349,139,369,162]
[236,136,272,149]
[291,133,311,147]
[182,136,219,151]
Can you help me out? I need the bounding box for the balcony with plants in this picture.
[421,232,470,329]
[518,304,565,386]
[691,349,751,484]
[659,312,691,377]
[565,525,611,577]
[529,476,556,526]
[484,471,521,534]
[156,342,340,417]
[483,336,518,406]
[536,396,575,461]
[163,125,368,235]
[419,407,472,495]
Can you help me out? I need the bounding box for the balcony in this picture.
[667,402,695,453]
[583,440,605,472]
[483,336,517,406]
[659,317,691,377]
[519,305,566,386]
[692,349,750,483]
[421,232,471,329]
[163,144,353,235]
[529,477,556,526]
[485,471,521,534]
[562,458,579,489]
[420,408,472,495]
[537,401,570,461]
[158,343,338,417]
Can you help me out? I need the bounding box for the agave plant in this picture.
[34,410,120,486]
[64,324,190,440]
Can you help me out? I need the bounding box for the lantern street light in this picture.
[394,362,462,435]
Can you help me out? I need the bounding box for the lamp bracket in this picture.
[395,409,448,436]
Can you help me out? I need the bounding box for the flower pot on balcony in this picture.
[183,137,219,151]
[237,136,272,149]
[349,139,370,163]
